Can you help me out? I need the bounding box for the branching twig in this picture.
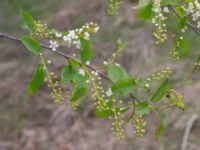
[0,32,140,102]
[168,5,200,36]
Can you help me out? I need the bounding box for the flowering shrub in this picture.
[1,0,200,140]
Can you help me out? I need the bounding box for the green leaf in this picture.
[184,0,194,3]
[155,113,165,140]
[175,38,189,57]
[71,87,88,102]
[97,101,129,118]
[176,6,187,17]
[80,38,92,64]
[27,64,45,95]
[95,108,113,119]
[68,59,79,69]
[61,65,76,84]
[20,10,35,31]
[161,0,179,5]
[111,78,135,97]
[137,4,154,21]
[136,101,150,116]
[21,36,41,55]
[167,89,186,110]
[151,80,169,102]
[107,64,129,83]
[178,16,187,30]
[73,72,88,87]
[96,110,111,118]
[95,101,113,118]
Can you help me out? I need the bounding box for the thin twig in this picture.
[0,32,108,78]
[0,32,140,102]
[181,114,198,150]
[168,5,200,36]
[130,93,140,103]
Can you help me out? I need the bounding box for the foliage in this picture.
[2,0,200,140]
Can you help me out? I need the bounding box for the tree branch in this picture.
[0,32,140,102]
[168,5,200,36]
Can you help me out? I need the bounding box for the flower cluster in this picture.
[78,68,86,76]
[170,51,180,61]
[88,68,124,139]
[145,67,171,87]
[49,22,99,51]
[111,104,124,140]
[152,0,168,44]
[40,53,63,103]
[107,0,122,15]
[32,20,51,39]
[49,40,59,51]
[90,70,110,111]
[133,117,147,137]
[106,88,113,97]
[183,0,200,28]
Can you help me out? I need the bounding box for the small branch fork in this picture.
[0,32,140,102]
[168,5,200,36]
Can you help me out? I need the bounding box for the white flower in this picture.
[94,26,100,33]
[106,88,113,97]
[68,30,76,39]
[49,40,59,51]
[144,83,150,88]
[163,7,169,13]
[86,61,90,65]
[103,61,108,65]
[115,63,120,66]
[91,70,98,76]
[75,40,81,49]
[94,71,99,76]
[181,29,186,32]
[55,32,62,38]
[78,69,85,76]
[63,35,72,47]
[153,8,160,13]
[84,32,90,40]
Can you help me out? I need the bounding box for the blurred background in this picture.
[0,0,200,149]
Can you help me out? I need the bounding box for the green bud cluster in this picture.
[133,116,147,137]
[107,0,122,15]
[90,71,109,111]
[40,53,63,103]
[145,67,171,87]
[74,22,99,38]
[170,51,180,61]
[110,101,124,140]
[32,20,51,39]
